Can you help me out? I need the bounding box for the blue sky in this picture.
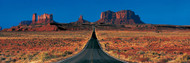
[0,0,190,28]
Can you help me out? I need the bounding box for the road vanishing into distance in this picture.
[57,28,126,63]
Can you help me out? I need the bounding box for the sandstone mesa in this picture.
[96,10,144,24]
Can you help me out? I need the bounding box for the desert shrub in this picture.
[179,52,183,55]
[104,43,108,47]
[39,52,52,62]
[158,58,170,63]
[26,54,34,61]
[1,58,6,60]
[65,51,73,55]
[159,51,165,56]
[6,50,9,52]
[17,51,19,53]
[137,51,145,54]
[130,47,134,49]
[62,51,73,57]
[2,44,7,46]
[17,43,21,46]
[12,59,16,62]
[138,58,149,62]
[175,53,190,63]
[5,61,11,63]
[152,52,158,55]
[12,51,15,53]
[22,43,26,46]
[114,42,118,43]
[6,55,10,57]
[75,48,78,51]
[173,51,177,54]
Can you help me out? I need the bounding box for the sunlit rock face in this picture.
[32,13,55,24]
[96,10,144,24]
[32,13,37,24]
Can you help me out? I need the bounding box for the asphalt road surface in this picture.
[57,28,126,63]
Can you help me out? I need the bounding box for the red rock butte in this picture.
[96,10,144,24]
[32,13,54,24]
[72,15,90,24]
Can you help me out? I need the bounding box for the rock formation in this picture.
[6,10,190,32]
[96,10,144,24]
[32,13,55,24]
[32,13,37,24]
[19,21,32,25]
[72,15,90,24]
[0,26,2,31]
[33,24,58,31]
[2,13,57,31]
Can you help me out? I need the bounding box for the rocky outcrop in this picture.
[96,10,144,24]
[2,13,57,31]
[33,24,58,31]
[32,13,55,24]
[32,13,37,24]
[72,15,91,24]
[0,26,2,31]
[19,21,32,25]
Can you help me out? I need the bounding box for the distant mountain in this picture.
[19,21,32,25]
[96,10,144,24]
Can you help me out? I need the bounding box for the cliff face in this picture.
[32,13,37,24]
[97,10,144,24]
[32,13,55,24]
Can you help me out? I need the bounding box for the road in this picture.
[57,28,126,63]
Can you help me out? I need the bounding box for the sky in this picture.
[0,0,190,29]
